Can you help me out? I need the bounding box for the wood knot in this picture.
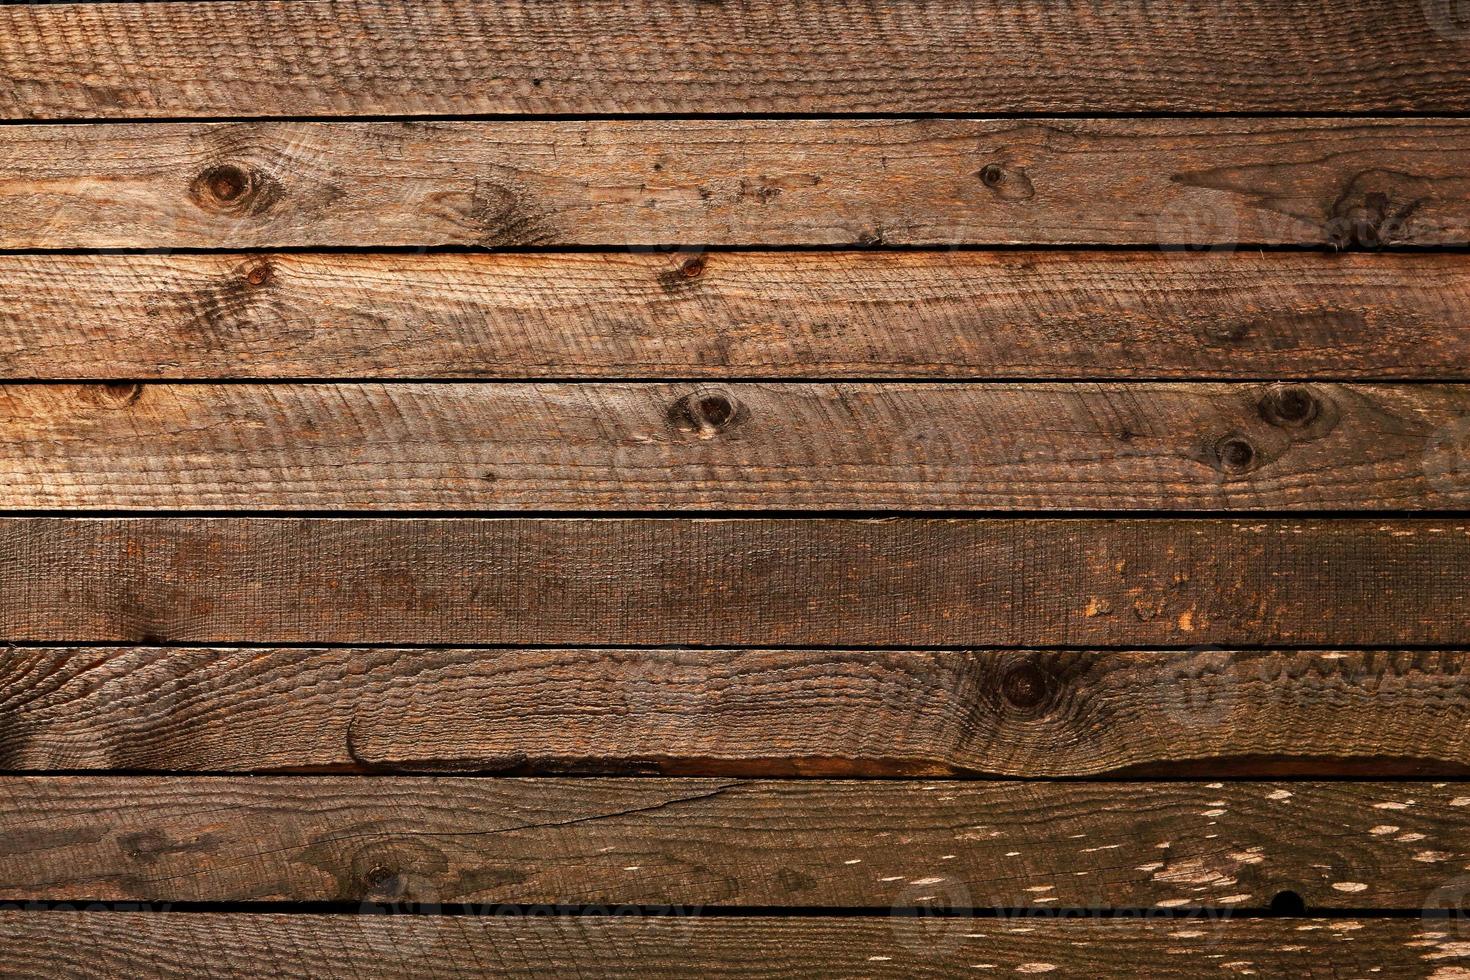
[1258,385,1320,429]
[1212,434,1258,475]
[679,255,706,279]
[362,865,403,898]
[244,262,273,287]
[670,390,741,435]
[190,163,279,216]
[1000,662,1054,712]
[977,162,1035,201]
[88,382,144,408]
[1201,320,1250,345]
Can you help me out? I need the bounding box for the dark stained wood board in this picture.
[3,252,1469,380]
[0,518,1467,647]
[3,0,1469,118]
[0,381,1467,509]
[2,118,1469,247]
[0,777,1463,909]
[4,646,1470,778]
[0,912,1461,979]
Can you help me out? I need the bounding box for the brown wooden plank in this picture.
[5,252,1470,380]
[1,518,1467,646]
[0,913,1460,978]
[0,777,1462,908]
[5,646,1470,778]
[4,1,1468,118]
[3,119,1470,247]
[0,381,1466,509]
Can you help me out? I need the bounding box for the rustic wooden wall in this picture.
[2,0,1470,975]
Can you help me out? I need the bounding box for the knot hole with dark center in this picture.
[999,661,1056,715]
[190,163,279,216]
[976,162,1035,201]
[1212,434,1258,475]
[670,390,742,435]
[1258,385,1321,429]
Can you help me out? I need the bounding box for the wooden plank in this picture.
[3,119,1470,247]
[0,381,1467,510]
[0,777,1462,908]
[0,913,1460,978]
[5,646,1470,778]
[3,1,1468,118]
[1,518,1467,646]
[5,252,1470,380]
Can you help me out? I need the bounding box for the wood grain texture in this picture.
[5,646,1470,778]
[1,913,1463,979]
[5,913,1470,979]
[3,0,1469,118]
[1,518,1467,647]
[3,119,1470,247]
[1,381,1468,509]
[5,252,1470,380]
[0,778,1465,909]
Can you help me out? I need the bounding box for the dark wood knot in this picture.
[976,162,1035,201]
[1258,385,1320,429]
[671,390,741,435]
[1000,662,1054,712]
[190,163,278,215]
[1213,434,1258,474]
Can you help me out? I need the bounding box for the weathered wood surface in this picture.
[4,913,1468,979]
[1,381,1467,509]
[0,913,1461,979]
[4,0,1469,118]
[3,119,1470,247]
[0,777,1464,908]
[5,252,1470,380]
[5,646,1470,778]
[2,518,1467,647]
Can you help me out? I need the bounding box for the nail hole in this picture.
[979,164,1006,187]
[1215,436,1257,474]
[1259,385,1320,429]
[1269,890,1306,915]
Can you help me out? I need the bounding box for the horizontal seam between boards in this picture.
[7,110,1470,125]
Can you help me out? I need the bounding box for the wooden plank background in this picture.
[2,119,1469,248]
[0,913,1456,978]
[4,646,1468,777]
[2,0,1468,117]
[3,1,1470,976]
[0,252,1468,380]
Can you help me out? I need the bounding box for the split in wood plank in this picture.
[3,0,1468,118]
[0,777,1463,909]
[1,382,1468,509]
[0,518,1466,647]
[2,119,1469,247]
[4,646,1470,778]
[3,252,1470,379]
